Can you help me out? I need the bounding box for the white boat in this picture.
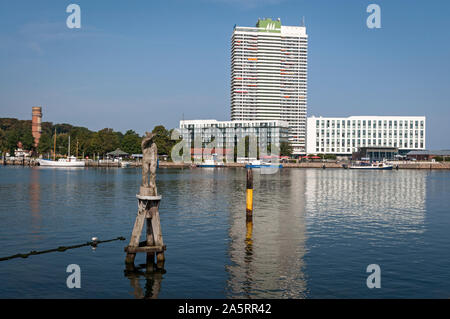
[349,162,393,170]
[39,156,85,167]
[120,161,131,168]
[245,160,283,169]
[196,159,225,168]
[38,134,85,167]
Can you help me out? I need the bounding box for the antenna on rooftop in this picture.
[301,16,305,27]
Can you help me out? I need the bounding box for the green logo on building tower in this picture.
[256,18,281,33]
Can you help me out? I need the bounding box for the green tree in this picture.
[152,125,173,156]
[56,133,69,156]
[0,117,182,160]
[89,128,120,155]
[38,132,53,155]
[6,130,19,153]
[121,130,141,154]
[20,128,34,151]
[0,128,6,152]
[70,127,93,157]
[280,141,293,157]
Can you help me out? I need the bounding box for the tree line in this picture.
[0,117,293,159]
[0,118,178,159]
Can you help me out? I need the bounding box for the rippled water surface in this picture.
[0,166,449,298]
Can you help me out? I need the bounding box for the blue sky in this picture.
[0,0,449,148]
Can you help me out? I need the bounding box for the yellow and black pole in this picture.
[245,167,253,244]
[246,168,253,217]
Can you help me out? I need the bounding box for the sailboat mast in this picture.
[68,136,71,158]
[53,128,56,161]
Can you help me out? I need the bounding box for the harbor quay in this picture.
[2,158,450,169]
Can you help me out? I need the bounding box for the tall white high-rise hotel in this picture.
[231,18,308,155]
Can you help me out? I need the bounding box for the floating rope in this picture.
[0,236,126,262]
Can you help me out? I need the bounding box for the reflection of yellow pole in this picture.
[245,217,253,242]
[246,168,253,215]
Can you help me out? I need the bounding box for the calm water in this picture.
[0,166,449,298]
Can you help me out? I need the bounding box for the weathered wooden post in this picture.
[125,132,166,269]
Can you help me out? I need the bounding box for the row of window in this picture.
[316,130,424,138]
[315,119,425,129]
[315,139,424,150]
[181,123,284,129]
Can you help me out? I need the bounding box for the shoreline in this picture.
[2,159,450,170]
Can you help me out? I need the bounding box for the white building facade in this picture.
[306,116,426,155]
[180,119,289,149]
[231,18,308,155]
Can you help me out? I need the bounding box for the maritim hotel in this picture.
[180,18,308,156]
[231,18,308,155]
[306,116,426,157]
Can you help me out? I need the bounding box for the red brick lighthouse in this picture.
[31,106,42,149]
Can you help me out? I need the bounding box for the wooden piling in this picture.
[125,195,165,268]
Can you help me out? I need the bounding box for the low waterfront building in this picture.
[14,148,30,158]
[179,119,289,160]
[306,116,426,156]
[406,150,450,161]
[180,119,289,146]
[352,147,399,161]
[14,142,31,158]
[106,148,129,159]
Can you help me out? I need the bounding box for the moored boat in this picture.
[39,156,85,167]
[120,161,131,168]
[196,159,225,168]
[349,162,393,170]
[38,133,85,167]
[245,160,283,169]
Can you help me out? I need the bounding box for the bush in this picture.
[433,156,450,162]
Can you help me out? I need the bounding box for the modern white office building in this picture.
[179,119,289,150]
[306,116,426,155]
[231,18,308,155]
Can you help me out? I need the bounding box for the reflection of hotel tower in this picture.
[32,106,42,148]
[226,170,307,298]
[304,170,427,232]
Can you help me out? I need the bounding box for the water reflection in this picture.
[29,167,42,237]
[305,169,427,234]
[2,166,443,298]
[226,169,307,298]
[124,263,166,299]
